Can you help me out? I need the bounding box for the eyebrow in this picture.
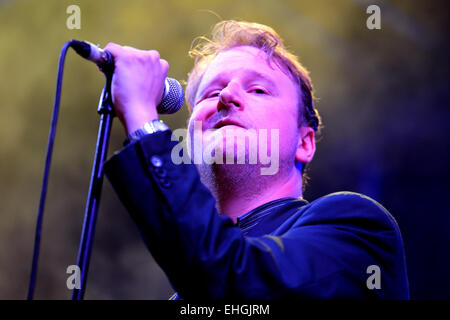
[196,69,278,103]
[247,70,278,91]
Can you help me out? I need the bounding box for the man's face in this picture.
[187,45,301,173]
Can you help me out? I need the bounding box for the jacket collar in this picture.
[236,197,308,236]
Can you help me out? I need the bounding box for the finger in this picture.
[160,58,169,77]
[146,50,161,62]
[103,42,124,58]
[122,45,149,54]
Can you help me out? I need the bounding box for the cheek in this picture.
[188,101,216,127]
[279,118,299,152]
[187,106,206,133]
[263,105,299,157]
[278,99,300,132]
[257,105,297,132]
[187,103,213,147]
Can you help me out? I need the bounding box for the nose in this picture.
[219,81,243,110]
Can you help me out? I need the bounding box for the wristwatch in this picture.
[123,119,169,146]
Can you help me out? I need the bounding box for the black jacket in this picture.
[104,130,409,299]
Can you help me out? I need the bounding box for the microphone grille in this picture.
[157,78,185,114]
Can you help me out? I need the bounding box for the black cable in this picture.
[27,41,74,300]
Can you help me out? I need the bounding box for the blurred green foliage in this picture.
[0,0,448,299]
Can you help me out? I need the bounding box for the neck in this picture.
[198,164,303,223]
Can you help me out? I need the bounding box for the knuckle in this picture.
[148,50,160,60]
[160,59,169,73]
[104,43,123,57]
[122,45,136,52]
[104,42,119,50]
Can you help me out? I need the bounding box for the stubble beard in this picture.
[195,147,290,210]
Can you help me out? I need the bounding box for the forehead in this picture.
[196,46,295,96]
[209,45,271,69]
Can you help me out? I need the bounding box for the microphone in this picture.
[70,39,184,114]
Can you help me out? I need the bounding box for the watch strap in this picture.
[123,120,169,146]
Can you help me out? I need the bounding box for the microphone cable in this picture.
[27,41,74,300]
[27,40,183,299]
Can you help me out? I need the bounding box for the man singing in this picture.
[103,20,409,299]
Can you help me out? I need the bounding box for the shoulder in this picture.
[299,191,401,234]
[312,191,386,209]
[294,192,409,299]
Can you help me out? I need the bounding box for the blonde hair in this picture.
[186,20,321,132]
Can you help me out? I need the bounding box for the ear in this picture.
[295,126,316,164]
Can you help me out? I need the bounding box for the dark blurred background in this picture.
[0,0,448,299]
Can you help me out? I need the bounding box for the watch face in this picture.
[153,120,169,131]
[153,121,164,130]
[142,120,168,134]
[143,122,155,134]
[124,121,169,146]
